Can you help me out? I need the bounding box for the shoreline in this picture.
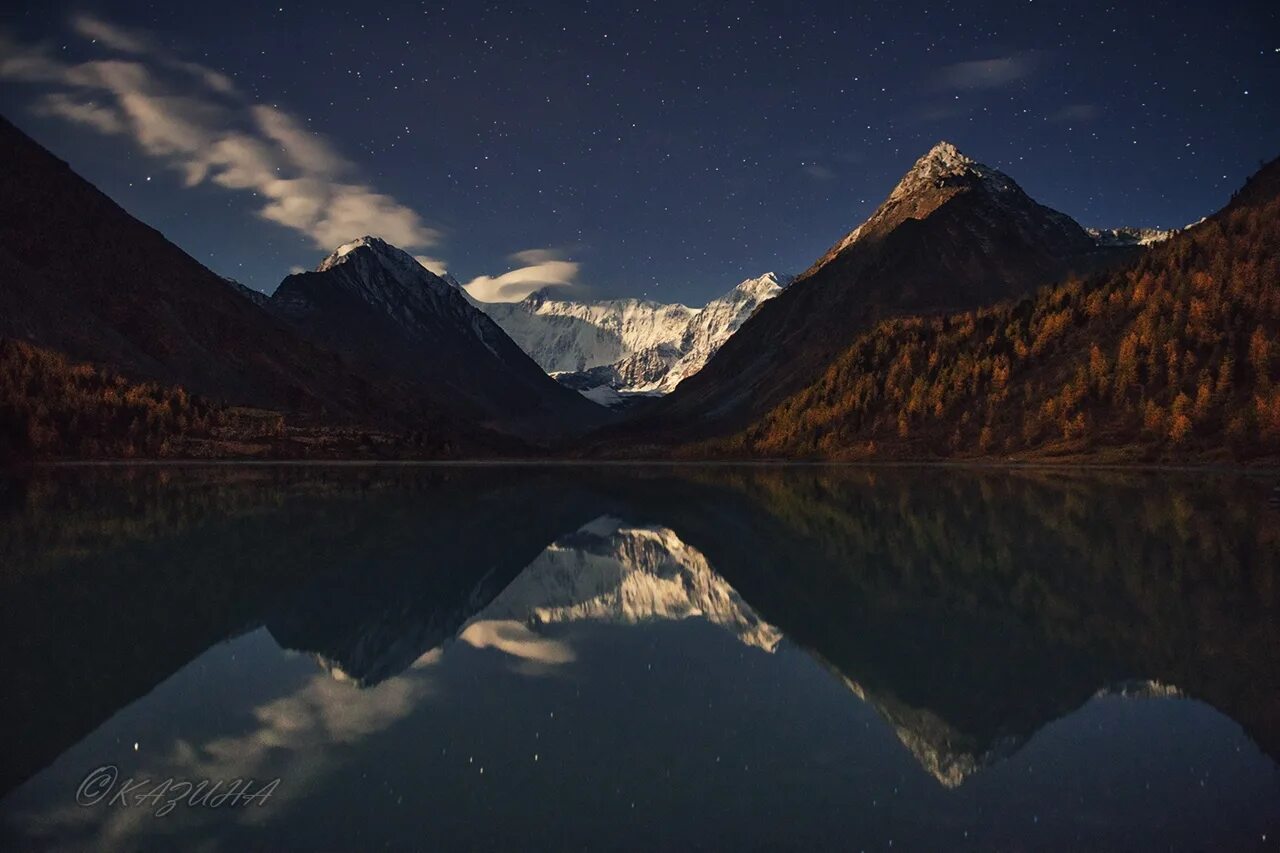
[31,457,1280,476]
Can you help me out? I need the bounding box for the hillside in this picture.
[607,142,1132,445]
[690,157,1280,463]
[269,236,607,438]
[0,338,512,462]
[0,116,389,420]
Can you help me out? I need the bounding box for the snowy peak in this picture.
[728,271,790,301]
[887,140,1017,206]
[912,140,977,179]
[318,235,406,272]
[464,517,784,654]
[926,139,968,164]
[266,234,603,432]
[1087,226,1177,247]
[313,235,450,296]
[476,271,792,399]
[813,141,1083,275]
[277,235,463,327]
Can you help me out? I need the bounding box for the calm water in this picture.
[0,464,1277,851]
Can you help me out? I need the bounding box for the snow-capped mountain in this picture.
[478,292,699,375]
[1086,226,1177,247]
[614,140,1125,442]
[808,140,1095,273]
[269,236,606,435]
[474,272,793,400]
[464,516,784,652]
[657,272,793,392]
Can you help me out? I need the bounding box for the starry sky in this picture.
[1,1,1276,304]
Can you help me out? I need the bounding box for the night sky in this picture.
[1,1,1276,304]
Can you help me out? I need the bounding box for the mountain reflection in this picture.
[1,464,1277,799]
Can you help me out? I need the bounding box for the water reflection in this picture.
[1,465,1277,850]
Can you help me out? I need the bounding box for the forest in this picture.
[0,338,489,462]
[0,338,229,462]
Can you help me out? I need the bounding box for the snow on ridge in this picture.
[1087,226,1177,247]
[477,272,794,396]
[466,518,784,653]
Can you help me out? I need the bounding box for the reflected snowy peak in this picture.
[467,516,783,653]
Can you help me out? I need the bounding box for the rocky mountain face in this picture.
[269,236,608,438]
[609,141,1132,444]
[476,272,792,400]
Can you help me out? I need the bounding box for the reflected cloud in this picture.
[2,463,1276,851]
[459,620,576,666]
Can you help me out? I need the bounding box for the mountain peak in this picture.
[309,235,456,303]
[891,141,1015,201]
[923,140,972,168]
[731,272,794,299]
[817,142,1025,264]
[317,235,415,273]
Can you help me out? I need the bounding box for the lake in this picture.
[1,464,1277,851]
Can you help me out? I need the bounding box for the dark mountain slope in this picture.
[696,155,1280,462]
[608,142,1129,447]
[0,115,389,418]
[269,237,610,438]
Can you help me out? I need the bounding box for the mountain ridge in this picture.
[686,154,1280,462]
[477,271,793,399]
[601,140,1139,447]
[268,235,610,438]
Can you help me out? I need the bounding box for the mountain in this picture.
[0,115,407,420]
[1087,226,1178,247]
[465,516,783,653]
[477,291,698,376]
[475,272,792,400]
[268,236,609,438]
[608,141,1131,445]
[224,276,271,307]
[693,155,1280,462]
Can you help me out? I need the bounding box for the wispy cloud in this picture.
[801,163,836,181]
[1048,103,1100,123]
[464,248,580,303]
[937,54,1039,91]
[1,16,439,254]
[33,92,125,133]
[70,13,153,54]
[414,255,449,276]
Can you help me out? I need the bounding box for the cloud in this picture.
[414,255,449,276]
[802,163,836,181]
[70,13,152,54]
[464,248,580,303]
[252,105,348,174]
[1,16,439,256]
[459,619,576,666]
[938,54,1038,90]
[33,92,125,133]
[900,102,971,125]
